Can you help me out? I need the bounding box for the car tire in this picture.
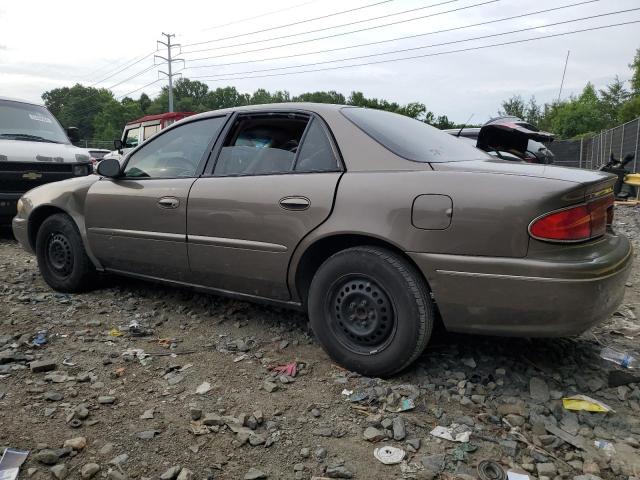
[35,213,96,293]
[308,246,434,377]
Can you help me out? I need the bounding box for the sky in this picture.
[0,0,638,123]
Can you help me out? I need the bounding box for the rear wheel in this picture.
[35,213,96,292]
[308,246,434,377]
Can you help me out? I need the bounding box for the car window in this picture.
[341,107,487,163]
[143,124,160,140]
[214,113,309,176]
[123,126,140,148]
[123,117,225,179]
[0,99,70,144]
[294,119,340,172]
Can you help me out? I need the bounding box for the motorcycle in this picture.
[599,153,637,200]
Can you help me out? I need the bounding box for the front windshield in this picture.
[0,99,70,144]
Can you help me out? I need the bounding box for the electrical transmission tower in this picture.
[155,33,185,112]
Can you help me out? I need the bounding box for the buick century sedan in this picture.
[12,103,632,377]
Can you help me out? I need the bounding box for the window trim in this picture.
[203,109,344,178]
[118,115,230,181]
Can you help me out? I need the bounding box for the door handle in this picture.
[279,196,310,211]
[157,196,180,209]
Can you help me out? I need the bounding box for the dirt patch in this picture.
[1,207,640,480]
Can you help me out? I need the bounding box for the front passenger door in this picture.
[85,116,227,281]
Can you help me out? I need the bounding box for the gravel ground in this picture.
[1,207,640,480]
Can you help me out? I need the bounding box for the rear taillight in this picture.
[529,195,614,242]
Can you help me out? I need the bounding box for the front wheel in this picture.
[35,213,96,292]
[308,246,434,377]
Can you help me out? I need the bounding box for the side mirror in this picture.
[113,139,124,152]
[97,158,122,178]
[67,127,80,144]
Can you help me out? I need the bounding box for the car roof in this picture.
[0,96,44,106]
[186,102,349,122]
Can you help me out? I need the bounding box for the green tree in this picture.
[499,95,527,119]
[599,76,630,124]
[630,47,640,96]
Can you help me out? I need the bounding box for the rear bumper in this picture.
[409,233,633,337]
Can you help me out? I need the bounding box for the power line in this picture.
[200,0,320,31]
[190,20,640,83]
[117,78,164,100]
[184,0,607,71]
[190,9,639,79]
[106,64,158,90]
[89,51,156,87]
[182,0,467,54]
[184,0,396,48]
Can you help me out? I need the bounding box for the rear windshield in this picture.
[341,107,486,162]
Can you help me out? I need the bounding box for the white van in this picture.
[0,96,92,223]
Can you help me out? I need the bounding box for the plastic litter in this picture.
[430,423,472,443]
[600,347,637,368]
[506,471,530,480]
[271,362,297,377]
[373,446,405,465]
[0,448,29,480]
[196,382,211,395]
[109,328,123,337]
[477,461,506,480]
[594,439,616,456]
[62,358,76,367]
[31,331,47,347]
[385,397,415,413]
[562,395,614,413]
[347,391,368,403]
[341,389,354,396]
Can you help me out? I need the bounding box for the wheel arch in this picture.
[292,233,436,309]
[27,204,103,271]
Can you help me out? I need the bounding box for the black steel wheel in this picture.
[308,246,434,377]
[45,232,74,277]
[328,275,396,354]
[35,213,96,292]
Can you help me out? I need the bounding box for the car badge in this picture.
[22,171,42,180]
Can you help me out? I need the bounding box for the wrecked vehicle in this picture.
[12,103,632,376]
[0,96,92,223]
[445,116,555,164]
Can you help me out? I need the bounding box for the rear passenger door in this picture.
[187,111,343,300]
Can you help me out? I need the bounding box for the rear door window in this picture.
[341,107,487,163]
[294,118,340,172]
[214,113,310,176]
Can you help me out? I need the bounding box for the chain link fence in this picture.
[78,140,114,150]
[551,117,640,171]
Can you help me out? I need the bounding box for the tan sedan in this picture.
[12,103,632,376]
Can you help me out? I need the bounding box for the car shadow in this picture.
[0,225,15,241]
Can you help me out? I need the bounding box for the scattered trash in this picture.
[196,382,211,395]
[600,347,637,368]
[114,367,126,377]
[374,446,405,465]
[477,460,506,480]
[62,358,76,367]
[506,471,530,480]
[608,369,640,387]
[234,354,249,363]
[0,448,29,480]
[109,328,123,337]
[341,389,353,396]
[122,348,152,366]
[594,439,616,456]
[451,443,478,461]
[562,395,614,413]
[385,397,415,413]
[271,362,297,377]
[346,391,368,403]
[31,331,47,347]
[430,424,472,443]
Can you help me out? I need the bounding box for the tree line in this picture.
[42,48,640,142]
